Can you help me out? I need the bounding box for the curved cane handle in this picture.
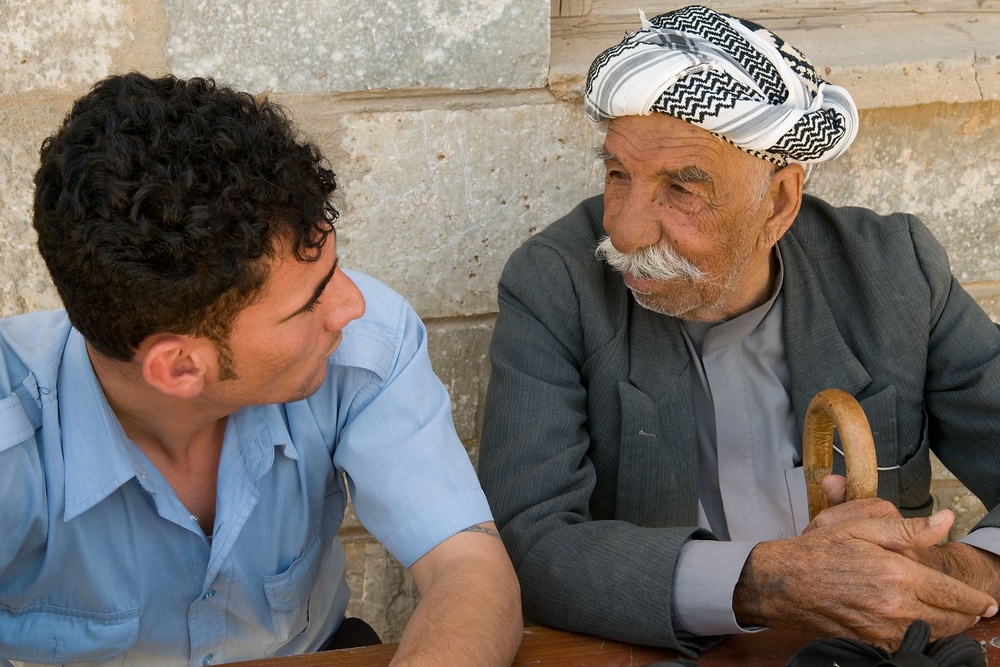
[802,388,879,521]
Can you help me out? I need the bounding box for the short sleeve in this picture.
[330,275,492,567]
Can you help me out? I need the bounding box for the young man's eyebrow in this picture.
[280,254,339,323]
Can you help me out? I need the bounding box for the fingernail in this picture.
[928,510,948,526]
[987,605,998,617]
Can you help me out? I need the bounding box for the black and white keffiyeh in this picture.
[584,5,859,165]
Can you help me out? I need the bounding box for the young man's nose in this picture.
[325,270,366,331]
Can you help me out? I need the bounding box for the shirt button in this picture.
[203,653,214,665]
[203,589,216,599]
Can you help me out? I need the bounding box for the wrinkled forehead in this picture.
[602,113,769,178]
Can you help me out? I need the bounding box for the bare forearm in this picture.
[392,525,522,666]
[392,564,521,666]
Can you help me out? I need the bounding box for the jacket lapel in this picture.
[616,300,700,526]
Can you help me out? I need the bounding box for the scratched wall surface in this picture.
[807,102,1000,285]
[0,99,66,317]
[0,0,128,93]
[1,0,999,646]
[163,0,548,93]
[323,104,602,317]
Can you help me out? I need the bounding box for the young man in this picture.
[479,5,1000,656]
[0,73,521,666]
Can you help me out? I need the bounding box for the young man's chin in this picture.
[289,364,330,403]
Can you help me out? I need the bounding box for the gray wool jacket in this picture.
[478,193,1000,654]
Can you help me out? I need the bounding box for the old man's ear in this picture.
[757,163,805,251]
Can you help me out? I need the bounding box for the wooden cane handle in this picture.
[802,388,879,521]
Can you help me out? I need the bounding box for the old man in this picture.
[478,5,1000,656]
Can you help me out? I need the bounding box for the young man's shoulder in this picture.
[0,309,73,392]
[0,308,73,340]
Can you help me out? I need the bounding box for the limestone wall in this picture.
[2,0,998,641]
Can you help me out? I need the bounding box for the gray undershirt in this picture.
[681,283,806,542]
[671,251,797,636]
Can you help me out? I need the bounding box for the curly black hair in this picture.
[33,72,338,363]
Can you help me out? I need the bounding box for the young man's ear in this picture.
[140,335,211,399]
[757,163,805,251]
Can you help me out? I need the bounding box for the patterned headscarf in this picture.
[584,5,858,166]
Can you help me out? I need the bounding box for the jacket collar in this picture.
[626,301,690,401]
[778,231,873,432]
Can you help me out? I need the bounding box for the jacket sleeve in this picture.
[477,238,720,655]
[914,216,1000,529]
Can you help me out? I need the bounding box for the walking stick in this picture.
[802,388,879,521]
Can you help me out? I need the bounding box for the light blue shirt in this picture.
[0,270,493,667]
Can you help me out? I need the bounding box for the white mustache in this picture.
[595,236,703,283]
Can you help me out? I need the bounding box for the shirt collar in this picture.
[227,402,301,477]
[60,329,140,521]
[60,329,301,522]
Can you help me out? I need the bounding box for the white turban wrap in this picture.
[584,5,859,166]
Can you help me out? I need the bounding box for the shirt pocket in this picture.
[0,604,138,664]
[0,380,40,453]
[784,466,810,536]
[262,523,326,644]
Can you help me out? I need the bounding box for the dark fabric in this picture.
[317,617,382,652]
[786,620,986,667]
[788,636,888,667]
[477,193,1000,655]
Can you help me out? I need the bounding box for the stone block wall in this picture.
[2,0,998,642]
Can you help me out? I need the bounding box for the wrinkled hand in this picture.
[733,509,998,650]
[803,495,903,533]
[804,490,1000,601]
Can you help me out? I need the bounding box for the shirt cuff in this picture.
[673,539,763,636]
[958,526,1000,556]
